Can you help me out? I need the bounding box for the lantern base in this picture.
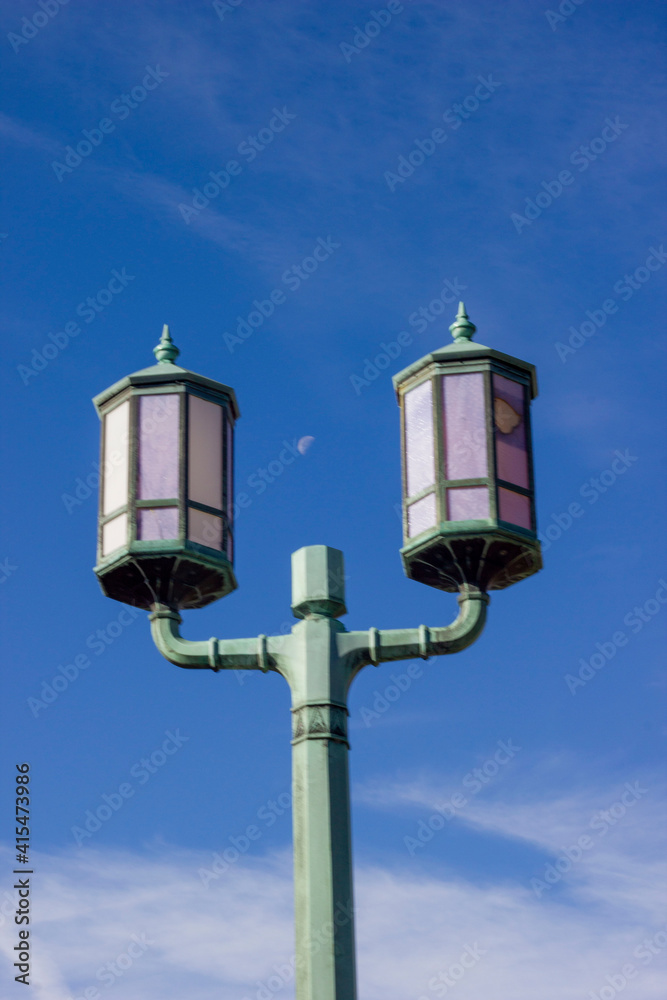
[401,528,542,593]
[94,546,237,610]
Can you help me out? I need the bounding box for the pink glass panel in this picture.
[138,395,180,500]
[103,400,129,514]
[189,395,223,510]
[493,374,529,489]
[188,508,223,549]
[226,416,233,559]
[447,486,490,521]
[498,488,532,529]
[407,493,436,538]
[137,507,179,540]
[443,373,488,480]
[102,512,127,556]
[405,381,434,497]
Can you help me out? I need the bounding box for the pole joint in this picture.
[258,634,269,673]
[208,637,221,671]
[368,627,380,666]
[291,702,350,748]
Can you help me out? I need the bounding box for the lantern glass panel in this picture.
[137,507,179,540]
[103,401,129,514]
[102,512,127,556]
[498,487,532,529]
[137,394,180,500]
[443,373,488,480]
[493,374,529,489]
[407,493,436,537]
[226,417,233,559]
[189,508,223,549]
[188,395,223,509]
[405,380,434,497]
[447,486,490,521]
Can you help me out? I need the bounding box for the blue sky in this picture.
[1,1,665,997]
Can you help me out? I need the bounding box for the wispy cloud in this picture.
[111,169,278,261]
[1,770,665,999]
[0,112,59,154]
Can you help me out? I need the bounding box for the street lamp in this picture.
[92,306,541,1000]
[93,325,238,610]
[396,302,541,593]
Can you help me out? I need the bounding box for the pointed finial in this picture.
[153,324,180,364]
[449,302,477,343]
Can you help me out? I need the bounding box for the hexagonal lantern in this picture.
[92,326,239,610]
[393,303,542,593]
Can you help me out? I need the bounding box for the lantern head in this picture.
[92,326,239,611]
[393,304,541,593]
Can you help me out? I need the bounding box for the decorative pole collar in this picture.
[153,324,180,364]
[449,302,477,343]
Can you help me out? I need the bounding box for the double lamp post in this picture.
[92,303,541,1000]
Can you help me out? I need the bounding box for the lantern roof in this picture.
[93,325,240,419]
[392,303,538,399]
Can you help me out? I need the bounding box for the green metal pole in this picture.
[286,546,357,997]
[149,544,488,999]
[290,691,356,996]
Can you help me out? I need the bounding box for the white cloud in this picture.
[1,769,665,999]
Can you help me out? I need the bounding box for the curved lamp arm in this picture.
[149,586,488,680]
[149,605,285,673]
[338,587,489,681]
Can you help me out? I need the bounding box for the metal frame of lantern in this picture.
[393,303,542,593]
[93,326,239,610]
